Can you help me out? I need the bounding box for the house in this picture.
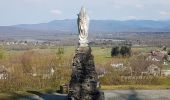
[146,50,168,65]
[141,64,161,76]
[146,56,161,62]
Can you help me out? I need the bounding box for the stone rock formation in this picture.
[68,46,104,100]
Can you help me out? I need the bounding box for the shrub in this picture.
[120,46,131,56]
[111,46,119,57]
[111,45,131,57]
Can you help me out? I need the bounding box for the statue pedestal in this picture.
[68,46,104,100]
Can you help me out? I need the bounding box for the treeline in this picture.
[111,45,131,57]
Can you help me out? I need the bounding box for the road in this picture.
[105,90,170,100]
[19,90,170,100]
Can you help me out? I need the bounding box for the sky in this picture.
[0,0,170,26]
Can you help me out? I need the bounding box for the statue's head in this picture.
[79,7,87,20]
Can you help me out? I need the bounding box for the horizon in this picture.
[1,0,170,26]
[1,19,170,27]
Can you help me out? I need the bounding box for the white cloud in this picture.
[32,0,44,1]
[20,0,48,5]
[127,16,137,20]
[23,0,46,2]
[135,4,144,9]
[158,0,170,5]
[50,9,62,15]
[158,11,170,20]
[159,11,168,15]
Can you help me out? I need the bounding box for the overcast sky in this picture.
[0,0,170,26]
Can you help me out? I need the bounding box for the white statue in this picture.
[77,7,89,47]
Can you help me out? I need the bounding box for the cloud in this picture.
[127,16,137,20]
[23,0,46,2]
[20,0,48,5]
[158,11,170,19]
[50,9,62,15]
[157,0,170,5]
[135,4,144,9]
[20,0,47,3]
[159,11,168,15]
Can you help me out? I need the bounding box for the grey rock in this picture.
[68,46,104,100]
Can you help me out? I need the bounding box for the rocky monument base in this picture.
[68,46,104,100]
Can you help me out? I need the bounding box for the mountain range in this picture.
[1,19,170,36]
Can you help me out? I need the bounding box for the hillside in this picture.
[13,19,170,32]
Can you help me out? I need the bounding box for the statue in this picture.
[77,7,89,47]
[68,7,105,100]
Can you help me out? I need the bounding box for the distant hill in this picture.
[12,19,170,33]
[0,26,68,40]
[90,20,170,32]
[13,19,77,33]
[1,20,170,38]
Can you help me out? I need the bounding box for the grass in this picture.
[1,46,170,98]
[3,46,159,65]
[92,47,112,64]
[132,47,157,53]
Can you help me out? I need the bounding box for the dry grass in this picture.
[0,46,168,93]
[0,48,72,92]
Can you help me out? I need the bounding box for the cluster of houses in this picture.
[0,40,28,46]
[146,49,170,75]
[109,48,170,77]
[0,40,61,46]
[147,50,168,64]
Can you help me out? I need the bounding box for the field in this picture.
[0,45,170,99]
